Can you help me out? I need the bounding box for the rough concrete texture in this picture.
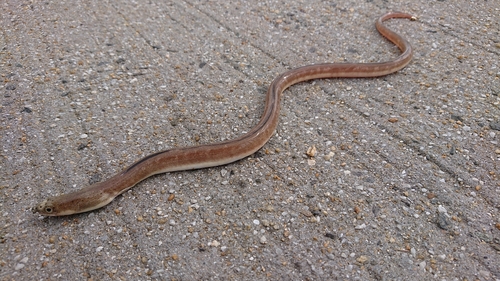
[1,0,499,280]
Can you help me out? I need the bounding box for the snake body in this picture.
[33,12,414,216]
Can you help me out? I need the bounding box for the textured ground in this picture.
[1,0,499,280]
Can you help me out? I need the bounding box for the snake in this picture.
[33,12,414,216]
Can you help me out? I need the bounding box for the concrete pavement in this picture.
[1,0,499,280]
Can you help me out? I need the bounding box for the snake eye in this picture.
[45,207,53,213]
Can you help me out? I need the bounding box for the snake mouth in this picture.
[32,205,41,214]
[32,200,50,214]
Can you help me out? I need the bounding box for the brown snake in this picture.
[33,12,414,216]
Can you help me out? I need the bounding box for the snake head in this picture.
[32,200,57,216]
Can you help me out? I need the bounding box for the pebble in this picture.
[355,223,366,230]
[419,261,426,270]
[96,246,103,252]
[15,263,25,270]
[275,248,283,255]
[437,213,451,230]
[260,236,267,244]
[489,122,500,131]
[80,133,88,139]
[356,255,368,263]
[437,205,447,213]
[253,219,260,225]
[323,151,334,160]
[306,145,317,157]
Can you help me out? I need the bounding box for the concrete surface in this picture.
[1,0,499,280]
